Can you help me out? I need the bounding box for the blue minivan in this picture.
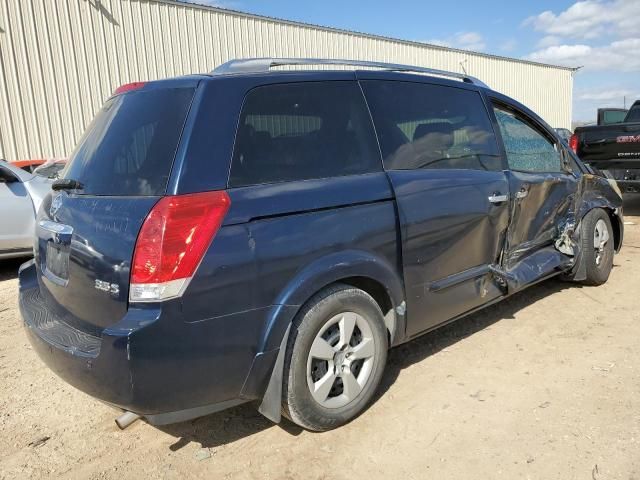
[19,59,623,431]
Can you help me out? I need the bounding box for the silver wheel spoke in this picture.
[306,310,376,409]
[599,227,610,247]
[311,371,337,403]
[339,313,356,348]
[593,219,610,265]
[310,336,335,360]
[594,219,609,249]
[341,370,362,400]
[350,337,374,360]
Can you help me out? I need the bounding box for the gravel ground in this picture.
[1,197,639,480]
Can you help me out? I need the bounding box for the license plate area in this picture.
[38,220,74,287]
[44,241,70,285]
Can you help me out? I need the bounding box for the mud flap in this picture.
[258,323,291,423]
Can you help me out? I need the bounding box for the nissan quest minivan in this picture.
[19,58,623,431]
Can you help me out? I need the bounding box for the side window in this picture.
[361,80,502,171]
[230,82,381,187]
[493,106,562,173]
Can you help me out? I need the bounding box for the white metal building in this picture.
[0,0,576,161]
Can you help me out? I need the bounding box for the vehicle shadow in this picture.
[374,279,572,402]
[156,277,581,450]
[0,258,25,282]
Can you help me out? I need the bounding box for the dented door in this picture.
[504,170,578,270]
[360,79,511,337]
[492,103,578,286]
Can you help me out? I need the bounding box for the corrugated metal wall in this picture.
[0,0,574,161]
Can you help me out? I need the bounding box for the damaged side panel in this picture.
[496,170,622,292]
[563,174,623,282]
[387,168,511,338]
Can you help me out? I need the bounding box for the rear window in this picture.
[230,82,381,187]
[64,87,195,195]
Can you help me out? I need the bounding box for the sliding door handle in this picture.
[488,193,508,204]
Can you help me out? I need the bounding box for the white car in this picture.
[0,160,52,259]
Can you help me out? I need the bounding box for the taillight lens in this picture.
[114,81,146,95]
[569,133,578,154]
[129,191,231,302]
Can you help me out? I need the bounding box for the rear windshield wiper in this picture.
[52,178,84,191]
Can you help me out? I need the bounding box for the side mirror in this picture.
[0,165,20,183]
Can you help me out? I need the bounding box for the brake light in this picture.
[113,82,146,95]
[129,191,231,302]
[569,133,579,154]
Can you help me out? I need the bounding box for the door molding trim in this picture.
[428,264,491,292]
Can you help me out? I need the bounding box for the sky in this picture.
[186,0,639,124]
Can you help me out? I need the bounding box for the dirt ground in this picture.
[1,198,640,480]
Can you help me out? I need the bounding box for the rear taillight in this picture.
[129,191,231,302]
[569,133,578,154]
[113,81,146,95]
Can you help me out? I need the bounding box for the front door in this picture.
[491,102,579,277]
[360,78,510,337]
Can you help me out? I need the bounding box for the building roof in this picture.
[165,0,578,72]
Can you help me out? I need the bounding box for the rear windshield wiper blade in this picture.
[52,178,84,191]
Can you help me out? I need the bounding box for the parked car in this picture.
[19,58,624,432]
[32,158,67,179]
[10,159,48,173]
[572,100,640,193]
[555,127,572,143]
[0,160,52,259]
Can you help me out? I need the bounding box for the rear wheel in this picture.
[282,284,388,431]
[580,208,614,286]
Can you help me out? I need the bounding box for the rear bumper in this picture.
[19,261,280,420]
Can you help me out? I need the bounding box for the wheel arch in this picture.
[604,208,623,252]
[257,249,406,353]
[252,249,406,423]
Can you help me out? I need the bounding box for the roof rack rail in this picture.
[212,58,488,88]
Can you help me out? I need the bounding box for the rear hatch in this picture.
[577,122,640,169]
[35,80,197,334]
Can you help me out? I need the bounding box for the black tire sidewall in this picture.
[283,285,388,431]
[581,209,614,285]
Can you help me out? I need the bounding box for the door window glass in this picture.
[493,107,562,172]
[361,80,502,171]
[230,82,381,187]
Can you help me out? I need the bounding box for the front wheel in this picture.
[579,208,614,286]
[282,284,388,431]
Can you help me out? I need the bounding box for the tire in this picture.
[579,208,614,286]
[282,284,388,431]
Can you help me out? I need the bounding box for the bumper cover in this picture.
[19,261,280,419]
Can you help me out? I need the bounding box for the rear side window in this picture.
[361,81,501,171]
[230,82,381,187]
[493,106,562,173]
[64,87,195,195]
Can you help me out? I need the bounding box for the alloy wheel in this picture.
[306,312,376,409]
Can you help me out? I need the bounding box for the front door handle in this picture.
[488,193,508,204]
